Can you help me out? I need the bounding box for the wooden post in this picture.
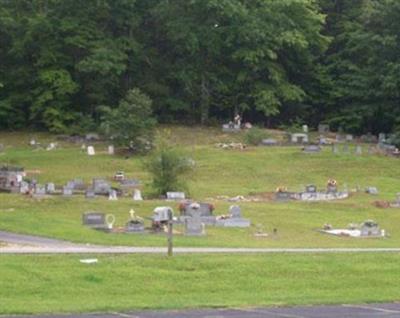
[167,209,173,257]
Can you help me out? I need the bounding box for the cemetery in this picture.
[1,127,400,315]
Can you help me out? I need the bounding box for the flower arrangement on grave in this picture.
[276,186,287,193]
[327,179,337,187]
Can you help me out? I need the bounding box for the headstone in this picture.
[327,185,337,193]
[291,133,309,144]
[46,182,56,193]
[319,136,328,145]
[133,189,143,201]
[368,145,375,155]
[275,192,291,202]
[92,178,111,194]
[120,179,141,187]
[303,145,321,153]
[19,181,29,194]
[302,125,308,133]
[365,187,378,195]
[34,184,46,196]
[332,143,339,154]
[63,186,73,197]
[82,212,106,229]
[46,142,57,151]
[336,134,342,142]
[72,179,86,190]
[318,124,330,133]
[360,220,381,237]
[166,192,186,200]
[261,138,278,146]
[229,205,242,218]
[108,145,115,155]
[355,145,362,155]
[305,184,317,193]
[379,133,386,142]
[85,188,96,198]
[345,134,353,142]
[342,144,350,153]
[108,189,118,201]
[185,215,205,236]
[87,146,95,156]
[0,144,4,152]
[114,171,125,181]
[126,220,145,232]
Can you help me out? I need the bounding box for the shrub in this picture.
[244,127,269,145]
[144,138,193,196]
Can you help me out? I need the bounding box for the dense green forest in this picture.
[0,0,399,134]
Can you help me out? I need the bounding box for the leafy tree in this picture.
[100,88,156,152]
[144,138,193,196]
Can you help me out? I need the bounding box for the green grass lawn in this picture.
[0,127,399,248]
[1,253,400,314]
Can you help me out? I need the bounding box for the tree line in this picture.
[0,0,399,135]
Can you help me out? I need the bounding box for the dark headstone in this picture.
[305,184,317,193]
[275,192,291,201]
[82,212,106,229]
[261,138,278,146]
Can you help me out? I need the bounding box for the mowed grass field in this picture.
[1,253,400,314]
[1,127,400,314]
[0,127,399,248]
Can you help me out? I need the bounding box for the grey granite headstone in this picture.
[327,185,337,193]
[305,184,317,193]
[108,145,115,155]
[355,145,362,155]
[20,181,29,194]
[92,178,111,194]
[229,205,242,218]
[379,133,386,142]
[82,212,106,229]
[185,215,205,236]
[345,134,353,142]
[85,188,96,199]
[125,220,145,233]
[332,144,339,154]
[275,192,291,201]
[34,184,46,196]
[108,189,118,201]
[63,186,73,196]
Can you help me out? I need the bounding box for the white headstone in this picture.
[302,125,308,133]
[133,189,143,201]
[108,145,114,155]
[108,189,118,201]
[87,146,95,156]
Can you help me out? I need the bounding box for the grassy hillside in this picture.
[0,127,399,248]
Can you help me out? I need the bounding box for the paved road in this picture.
[2,230,400,254]
[3,304,400,318]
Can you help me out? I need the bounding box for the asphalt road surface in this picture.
[2,230,400,254]
[3,304,400,318]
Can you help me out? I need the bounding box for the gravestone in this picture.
[66,180,76,189]
[34,184,46,196]
[327,185,337,193]
[185,215,205,236]
[87,146,95,156]
[85,133,100,141]
[0,144,4,152]
[261,138,278,146]
[332,144,339,154]
[342,144,350,153]
[166,192,186,200]
[229,205,242,218]
[108,189,118,201]
[82,212,106,229]
[365,187,378,195]
[345,134,353,142]
[318,124,330,133]
[46,182,56,193]
[133,189,143,201]
[275,192,291,201]
[302,125,308,133]
[108,145,114,155]
[360,220,381,237]
[368,145,375,155]
[85,188,96,199]
[92,178,111,194]
[355,145,362,155]
[126,220,145,232]
[379,133,386,142]
[120,179,140,187]
[306,184,317,193]
[46,142,57,151]
[63,186,73,196]
[291,133,309,144]
[336,134,343,142]
[319,136,328,145]
[72,179,85,190]
[303,145,321,153]
[181,202,214,217]
[222,123,240,133]
[19,181,29,194]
